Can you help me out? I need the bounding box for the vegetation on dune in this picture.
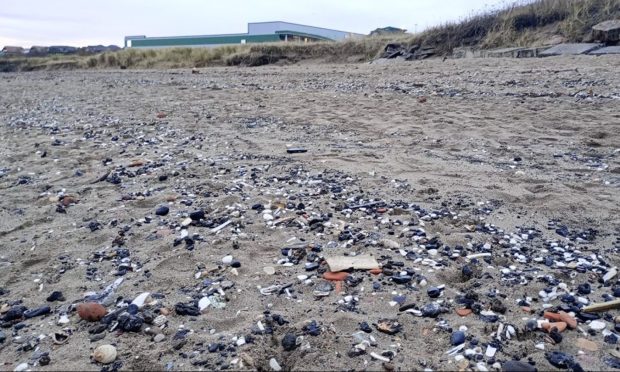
[1,0,618,72]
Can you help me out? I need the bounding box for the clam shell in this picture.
[93,344,117,364]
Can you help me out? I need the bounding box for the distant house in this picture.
[1,46,25,55]
[29,46,49,56]
[48,45,78,54]
[370,27,407,36]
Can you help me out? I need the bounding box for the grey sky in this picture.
[1,0,511,47]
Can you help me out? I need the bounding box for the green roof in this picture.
[132,34,280,47]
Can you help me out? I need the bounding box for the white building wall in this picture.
[248,21,360,40]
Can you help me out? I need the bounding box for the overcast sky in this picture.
[1,0,512,47]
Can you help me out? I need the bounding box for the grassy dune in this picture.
[1,0,618,72]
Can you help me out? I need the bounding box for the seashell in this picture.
[131,292,150,309]
[53,332,69,344]
[93,344,117,364]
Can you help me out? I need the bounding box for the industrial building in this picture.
[125,21,363,48]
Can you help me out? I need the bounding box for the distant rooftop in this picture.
[125,21,365,48]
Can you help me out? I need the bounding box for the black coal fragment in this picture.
[175,302,201,316]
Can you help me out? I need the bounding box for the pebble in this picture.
[93,344,117,364]
[501,360,536,372]
[269,358,282,371]
[589,320,606,330]
[263,266,276,275]
[451,331,466,345]
[13,363,28,372]
[222,255,234,265]
[46,291,65,302]
[77,302,107,321]
[282,333,297,351]
[155,205,169,216]
[131,292,150,308]
[154,333,166,342]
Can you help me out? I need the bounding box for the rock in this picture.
[175,302,200,316]
[93,344,117,364]
[2,305,27,321]
[46,291,65,302]
[0,330,5,343]
[589,320,606,330]
[360,321,372,333]
[501,360,536,372]
[117,312,144,332]
[263,266,276,275]
[545,351,574,369]
[456,308,472,317]
[421,303,442,317]
[576,338,598,352]
[375,319,402,335]
[542,322,567,333]
[155,206,169,216]
[13,363,28,372]
[427,287,441,298]
[222,255,234,265]
[282,333,297,351]
[269,358,282,371]
[154,334,166,343]
[77,302,107,321]
[23,305,51,318]
[451,331,466,345]
[189,210,205,220]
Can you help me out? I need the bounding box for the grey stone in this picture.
[540,43,603,56]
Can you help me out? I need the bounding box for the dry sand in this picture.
[0,55,619,371]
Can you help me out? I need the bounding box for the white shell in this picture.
[93,344,117,364]
[131,292,150,308]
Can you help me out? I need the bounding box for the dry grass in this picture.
[1,0,618,72]
[412,0,620,54]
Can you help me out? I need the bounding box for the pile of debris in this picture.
[379,43,436,61]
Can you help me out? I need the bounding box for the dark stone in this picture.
[231,260,241,268]
[189,210,205,221]
[89,324,107,334]
[421,303,441,318]
[577,283,591,295]
[2,305,27,321]
[175,303,201,316]
[501,360,537,372]
[391,275,412,284]
[480,314,500,323]
[451,331,465,345]
[427,287,441,298]
[156,206,169,216]
[360,321,372,333]
[305,262,319,271]
[46,291,65,302]
[23,306,51,319]
[549,328,562,343]
[117,312,144,332]
[605,357,620,369]
[126,304,139,315]
[281,333,297,351]
[39,353,51,366]
[0,330,5,343]
[545,351,574,369]
[303,320,321,336]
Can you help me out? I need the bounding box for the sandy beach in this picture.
[1,55,619,371]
